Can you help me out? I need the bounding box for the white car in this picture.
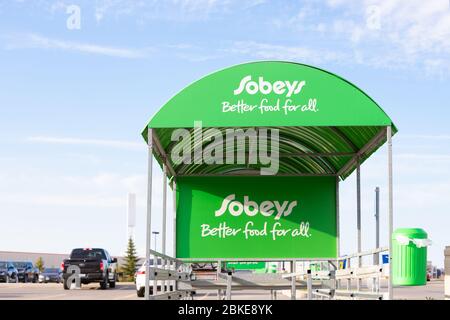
[135,264,147,297]
[135,263,174,297]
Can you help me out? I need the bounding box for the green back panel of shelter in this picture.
[176,176,337,259]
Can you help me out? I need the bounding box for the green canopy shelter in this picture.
[141,61,396,299]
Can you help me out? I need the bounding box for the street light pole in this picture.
[374,187,380,264]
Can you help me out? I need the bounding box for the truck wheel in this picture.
[100,274,108,290]
[109,277,116,288]
[137,287,145,297]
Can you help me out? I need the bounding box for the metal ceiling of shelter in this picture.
[142,61,396,180]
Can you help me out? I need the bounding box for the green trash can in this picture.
[392,228,431,286]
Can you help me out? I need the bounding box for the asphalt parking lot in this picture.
[0,283,275,300]
[394,280,445,300]
[0,282,140,300]
[0,280,445,300]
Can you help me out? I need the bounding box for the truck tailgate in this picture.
[64,259,101,274]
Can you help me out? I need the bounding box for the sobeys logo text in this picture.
[215,194,297,220]
[233,75,306,97]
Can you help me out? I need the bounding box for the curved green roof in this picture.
[142,61,396,180]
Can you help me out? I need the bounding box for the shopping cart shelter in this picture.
[141,61,397,300]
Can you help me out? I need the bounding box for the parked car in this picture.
[61,248,117,290]
[135,263,148,297]
[133,265,142,284]
[13,261,39,283]
[39,268,62,283]
[0,261,19,283]
[135,261,174,298]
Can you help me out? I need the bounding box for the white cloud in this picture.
[49,0,67,13]
[27,136,143,150]
[1,193,124,208]
[325,0,450,72]
[4,33,148,59]
[2,33,211,61]
[270,0,450,75]
[90,0,255,22]
[401,134,450,141]
[396,153,450,161]
[3,0,242,22]
[227,41,348,65]
[0,169,160,209]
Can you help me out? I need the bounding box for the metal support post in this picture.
[153,253,158,296]
[172,179,177,292]
[387,126,394,300]
[307,270,312,300]
[374,187,380,264]
[161,164,167,294]
[290,260,296,300]
[172,179,177,257]
[356,160,362,268]
[336,177,340,257]
[356,160,362,290]
[144,128,153,300]
[162,164,167,254]
[226,272,232,300]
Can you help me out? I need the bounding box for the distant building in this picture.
[0,251,69,268]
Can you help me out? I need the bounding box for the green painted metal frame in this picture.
[146,125,393,181]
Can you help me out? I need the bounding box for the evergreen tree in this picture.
[35,257,44,272]
[123,237,139,280]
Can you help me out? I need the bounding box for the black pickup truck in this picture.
[61,248,117,290]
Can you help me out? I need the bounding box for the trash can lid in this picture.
[393,228,428,239]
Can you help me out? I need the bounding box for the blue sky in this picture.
[0,0,449,267]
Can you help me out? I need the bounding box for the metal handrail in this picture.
[146,250,194,300]
[148,249,184,264]
[334,247,388,300]
[144,251,389,300]
[339,247,388,260]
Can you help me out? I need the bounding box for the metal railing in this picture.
[143,251,388,300]
[209,258,337,300]
[335,247,388,300]
[281,269,336,300]
[145,249,194,300]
